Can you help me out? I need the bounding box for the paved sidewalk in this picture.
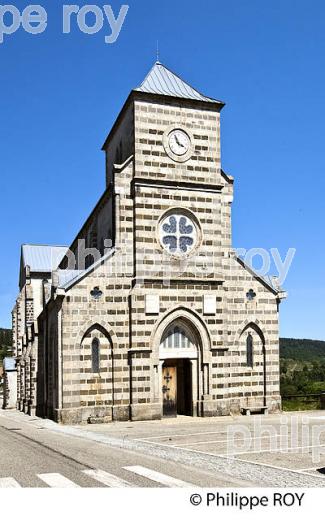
[1,409,325,487]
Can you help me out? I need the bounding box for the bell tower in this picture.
[130,62,233,280]
[101,61,234,277]
[133,61,226,187]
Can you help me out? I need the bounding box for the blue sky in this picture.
[0,0,324,339]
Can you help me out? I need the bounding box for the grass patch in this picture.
[282,399,321,412]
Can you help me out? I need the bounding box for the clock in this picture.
[168,129,191,156]
[163,126,193,162]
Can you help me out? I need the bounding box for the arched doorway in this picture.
[159,320,199,417]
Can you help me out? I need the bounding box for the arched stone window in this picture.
[161,325,195,350]
[91,338,100,373]
[246,333,253,367]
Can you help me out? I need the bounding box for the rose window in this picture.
[159,212,197,256]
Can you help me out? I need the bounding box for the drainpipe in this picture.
[57,306,63,412]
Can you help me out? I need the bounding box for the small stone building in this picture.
[2,357,17,410]
[12,62,286,424]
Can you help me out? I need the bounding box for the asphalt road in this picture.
[0,411,252,488]
[2,408,325,487]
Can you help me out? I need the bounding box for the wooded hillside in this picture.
[0,328,12,361]
[280,338,325,362]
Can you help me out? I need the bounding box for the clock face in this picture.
[168,130,191,156]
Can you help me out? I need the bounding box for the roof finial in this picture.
[156,40,160,64]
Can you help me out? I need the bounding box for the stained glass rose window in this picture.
[159,212,197,256]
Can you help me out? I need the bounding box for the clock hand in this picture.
[175,135,185,148]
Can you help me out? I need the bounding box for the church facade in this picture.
[12,62,286,424]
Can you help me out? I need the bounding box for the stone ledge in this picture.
[130,403,161,422]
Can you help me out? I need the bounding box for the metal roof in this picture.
[58,269,85,288]
[134,61,223,104]
[22,245,68,272]
[58,248,116,291]
[3,357,16,371]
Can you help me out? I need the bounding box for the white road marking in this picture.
[140,441,325,480]
[171,433,287,447]
[82,469,133,487]
[221,443,325,456]
[137,429,232,441]
[232,455,325,479]
[136,423,292,441]
[297,466,325,473]
[37,473,80,488]
[123,465,194,488]
[297,465,325,479]
[0,477,21,488]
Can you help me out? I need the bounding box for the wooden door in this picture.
[162,366,177,417]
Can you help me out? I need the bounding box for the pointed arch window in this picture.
[246,333,253,367]
[161,325,194,350]
[92,337,100,373]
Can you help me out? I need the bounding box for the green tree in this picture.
[0,328,12,362]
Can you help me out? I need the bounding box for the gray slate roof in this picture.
[58,247,116,291]
[134,61,223,104]
[22,245,67,272]
[3,357,16,371]
[58,269,85,289]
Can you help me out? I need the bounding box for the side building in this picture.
[12,245,67,415]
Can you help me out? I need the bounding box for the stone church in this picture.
[12,61,286,424]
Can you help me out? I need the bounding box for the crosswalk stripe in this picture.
[37,473,80,488]
[82,469,133,488]
[0,477,21,488]
[123,466,194,488]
